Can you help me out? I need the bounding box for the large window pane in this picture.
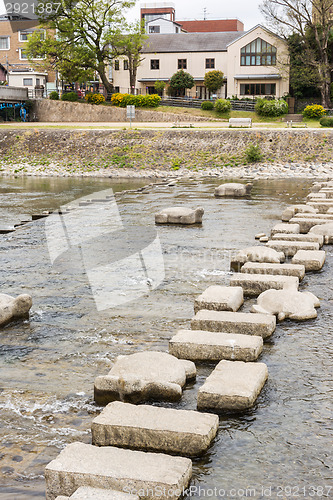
[246,55,250,65]
[240,38,277,66]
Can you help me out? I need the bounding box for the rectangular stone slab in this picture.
[240,262,305,280]
[45,442,192,500]
[92,401,218,457]
[290,217,333,233]
[69,487,139,499]
[197,360,268,411]
[292,250,326,271]
[271,233,324,247]
[229,273,299,296]
[169,329,263,362]
[266,240,319,257]
[191,310,276,339]
[271,223,300,235]
[194,286,243,313]
[308,201,333,213]
[293,213,333,219]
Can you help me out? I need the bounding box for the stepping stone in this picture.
[309,222,333,243]
[252,289,320,321]
[197,360,268,412]
[308,201,333,213]
[45,442,192,500]
[94,351,196,406]
[155,207,204,225]
[289,217,333,233]
[214,182,252,197]
[66,486,139,499]
[307,192,326,200]
[271,223,300,236]
[169,329,263,362]
[230,273,299,296]
[0,228,15,234]
[271,233,324,247]
[266,240,319,257]
[240,262,305,280]
[292,250,326,271]
[295,213,333,220]
[0,293,32,327]
[32,213,49,220]
[194,286,243,313]
[91,401,218,457]
[230,246,285,271]
[259,236,269,242]
[281,205,317,222]
[255,232,266,239]
[319,188,333,198]
[191,310,276,339]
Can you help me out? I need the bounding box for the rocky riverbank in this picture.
[1,128,333,179]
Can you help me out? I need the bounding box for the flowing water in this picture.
[0,177,332,500]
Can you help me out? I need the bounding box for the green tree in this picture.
[287,33,321,98]
[169,69,195,96]
[203,70,224,93]
[260,0,333,107]
[25,0,135,94]
[114,22,148,94]
[154,80,166,95]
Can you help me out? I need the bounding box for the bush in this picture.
[111,93,161,108]
[49,91,59,100]
[303,104,326,119]
[255,98,288,116]
[214,98,231,113]
[85,93,105,105]
[245,143,263,163]
[201,101,214,110]
[61,92,78,102]
[320,116,333,127]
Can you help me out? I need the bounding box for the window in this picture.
[178,59,187,69]
[205,58,215,69]
[115,86,120,93]
[23,78,33,86]
[240,83,276,96]
[114,60,119,70]
[0,36,9,50]
[149,25,160,33]
[36,78,40,86]
[151,59,159,70]
[19,49,28,60]
[123,60,129,70]
[241,38,276,66]
[19,29,45,42]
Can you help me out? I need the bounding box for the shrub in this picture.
[61,92,78,102]
[214,98,232,113]
[245,143,263,163]
[85,93,105,105]
[255,98,288,116]
[111,93,161,108]
[201,101,214,110]
[320,116,333,127]
[49,91,59,100]
[303,104,326,119]
[154,81,166,95]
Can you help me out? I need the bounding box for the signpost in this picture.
[126,105,135,128]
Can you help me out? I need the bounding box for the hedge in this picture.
[255,98,288,116]
[111,93,161,108]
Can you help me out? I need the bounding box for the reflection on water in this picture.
[0,176,332,499]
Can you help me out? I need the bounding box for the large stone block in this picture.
[240,262,305,280]
[155,207,204,225]
[307,201,333,213]
[94,351,196,406]
[169,329,263,362]
[92,401,218,457]
[191,310,276,339]
[266,240,319,257]
[68,487,139,499]
[0,293,32,327]
[281,205,317,222]
[289,217,333,233]
[271,223,300,236]
[197,360,268,412]
[271,233,324,247]
[230,273,299,296]
[230,246,285,271]
[309,222,333,244]
[252,289,320,321]
[45,442,192,500]
[194,286,243,313]
[214,182,252,197]
[292,250,326,271]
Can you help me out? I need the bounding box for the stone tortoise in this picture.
[155,207,204,225]
[215,182,253,198]
[252,288,320,321]
[0,293,32,327]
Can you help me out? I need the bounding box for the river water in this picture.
[0,177,332,500]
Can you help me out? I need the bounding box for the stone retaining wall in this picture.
[33,99,208,122]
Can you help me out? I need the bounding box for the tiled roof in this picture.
[142,32,245,53]
[178,19,244,33]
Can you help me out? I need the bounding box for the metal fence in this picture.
[159,97,256,111]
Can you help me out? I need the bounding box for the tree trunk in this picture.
[97,61,113,95]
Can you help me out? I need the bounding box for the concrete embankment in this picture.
[1,128,333,178]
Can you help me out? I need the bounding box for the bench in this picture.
[229,117,252,128]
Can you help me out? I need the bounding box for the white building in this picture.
[146,17,185,34]
[112,25,289,99]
